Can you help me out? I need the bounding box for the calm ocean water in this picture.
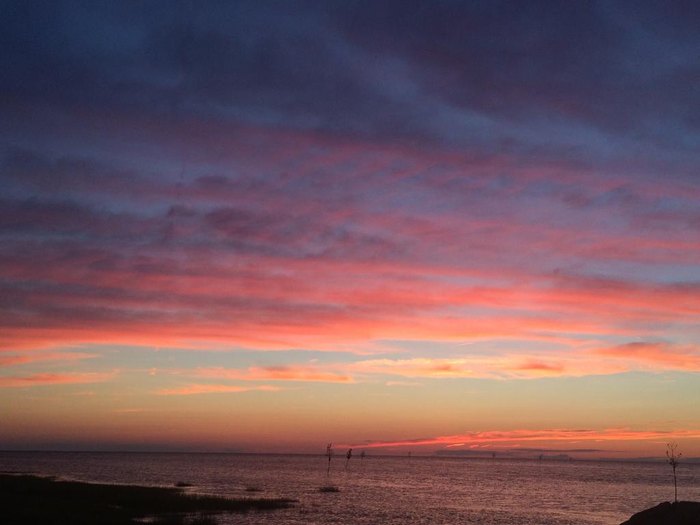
[1,451,699,525]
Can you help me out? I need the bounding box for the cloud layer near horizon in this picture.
[2,125,697,378]
[342,427,700,451]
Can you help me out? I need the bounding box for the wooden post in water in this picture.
[326,443,333,477]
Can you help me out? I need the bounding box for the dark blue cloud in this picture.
[2,0,698,160]
[1,1,698,301]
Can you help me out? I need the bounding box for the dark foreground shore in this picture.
[620,501,700,525]
[0,473,294,525]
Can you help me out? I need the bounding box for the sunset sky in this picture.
[1,1,699,458]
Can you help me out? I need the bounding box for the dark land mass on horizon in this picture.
[0,473,294,525]
[620,501,700,525]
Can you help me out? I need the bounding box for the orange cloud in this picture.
[348,342,700,380]
[0,351,97,367]
[510,360,565,374]
[593,342,700,370]
[160,343,699,390]
[0,372,114,388]
[156,384,282,395]
[351,358,478,378]
[349,356,624,380]
[193,366,353,383]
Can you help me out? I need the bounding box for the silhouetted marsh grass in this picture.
[319,443,339,493]
[0,473,294,525]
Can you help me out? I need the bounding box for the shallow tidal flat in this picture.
[0,473,294,525]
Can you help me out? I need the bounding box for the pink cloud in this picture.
[2,244,696,356]
[345,428,700,449]
[0,372,114,388]
[2,116,698,371]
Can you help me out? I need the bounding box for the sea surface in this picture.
[2,451,699,525]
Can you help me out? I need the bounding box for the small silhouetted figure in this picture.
[345,448,352,469]
[360,450,366,461]
[491,452,496,459]
[326,443,333,476]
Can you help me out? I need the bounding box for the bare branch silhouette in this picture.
[666,442,682,503]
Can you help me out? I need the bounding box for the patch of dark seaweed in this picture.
[0,474,295,525]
